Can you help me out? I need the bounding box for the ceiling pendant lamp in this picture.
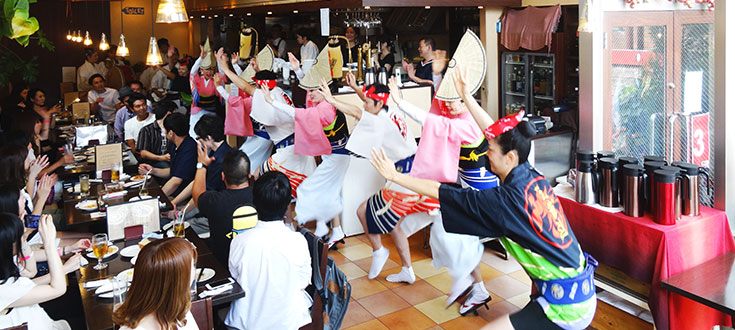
[83,31,93,46]
[145,37,163,65]
[66,30,73,41]
[99,33,109,51]
[76,30,83,43]
[116,0,130,57]
[116,35,130,57]
[155,0,188,23]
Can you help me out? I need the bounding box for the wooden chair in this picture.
[190,297,213,330]
[299,229,328,330]
[1,323,28,330]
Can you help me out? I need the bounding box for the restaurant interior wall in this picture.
[0,1,111,102]
[714,0,735,232]
[521,0,578,6]
[109,0,192,64]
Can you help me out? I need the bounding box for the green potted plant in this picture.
[0,0,53,88]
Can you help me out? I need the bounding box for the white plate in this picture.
[128,195,153,202]
[130,255,138,264]
[195,268,216,282]
[84,150,95,156]
[75,200,98,211]
[130,175,150,182]
[116,268,135,282]
[85,245,119,259]
[73,155,85,162]
[119,245,140,258]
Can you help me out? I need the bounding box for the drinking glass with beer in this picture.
[111,168,120,182]
[173,216,186,238]
[92,233,109,270]
[80,174,90,198]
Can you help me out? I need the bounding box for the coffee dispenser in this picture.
[598,157,619,207]
[621,164,645,217]
[618,157,639,203]
[576,150,596,172]
[644,161,666,213]
[597,150,615,160]
[575,160,597,205]
[644,155,666,164]
[671,162,710,216]
[652,169,682,225]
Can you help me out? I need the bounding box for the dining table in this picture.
[75,228,245,330]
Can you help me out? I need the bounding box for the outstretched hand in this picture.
[214,48,228,67]
[452,64,471,98]
[388,77,402,105]
[288,52,300,72]
[196,142,214,167]
[259,84,274,104]
[344,72,358,90]
[199,45,207,59]
[231,52,240,65]
[432,50,447,75]
[315,78,334,103]
[250,58,260,72]
[369,147,399,182]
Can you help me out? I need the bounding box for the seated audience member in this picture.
[138,113,197,198]
[14,113,73,174]
[112,238,199,330]
[0,144,56,216]
[192,149,252,265]
[124,93,154,154]
[87,73,120,123]
[114,81,153,142]
[25,88,61,123]
[225,171,312,330]
[137,100,175,167]
[0,213,71,330]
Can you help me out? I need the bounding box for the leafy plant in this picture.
[0,0,53,86]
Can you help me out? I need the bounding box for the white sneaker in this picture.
[386,267,415,284]
[368,247,389,279]
[459,286,491,316]
[446,275,473,307]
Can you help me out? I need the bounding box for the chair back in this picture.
[190,297,213,330]
[299,229,328,330]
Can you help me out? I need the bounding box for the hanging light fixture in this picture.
[116,0,130,57]
[83,31,93,46]
[76,30,83,43]
[145,0,163,65]
[99,33,109,51]
[66,30,73,40]
[155,0,188,23]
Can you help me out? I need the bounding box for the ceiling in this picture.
[184,0,521,14]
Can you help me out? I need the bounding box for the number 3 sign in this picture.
[691,113,710,167]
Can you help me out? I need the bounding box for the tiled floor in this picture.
[332,233,532,329]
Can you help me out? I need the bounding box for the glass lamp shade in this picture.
[155,0,188,23]
[116,35,129,57]
[99,33,109,51]
[145,37,163,65]
[66,30,73,40]
[83,31,93,46]
[76,30,83,43]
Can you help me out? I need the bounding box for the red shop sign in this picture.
[691,113,710,167]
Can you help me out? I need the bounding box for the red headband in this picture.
[483,110,525,139]
[253,78,277,90]
[363,85,389,104]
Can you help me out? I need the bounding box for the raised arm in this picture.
[453,66,494,131]
[344,72,366,102]
[260,84,295,119]
[288,52,305,80]
[216,48,256,96]
[389,77,426,125]
[317,79,363,120]
[370,147,440,199]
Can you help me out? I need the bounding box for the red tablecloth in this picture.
[559,197,735,330]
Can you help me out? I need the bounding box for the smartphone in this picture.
[24,214,41,229]
[205,277,234,290]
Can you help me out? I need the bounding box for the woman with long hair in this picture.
[25,88,61,122]
[113,238,199,330]
[0,213,71,330]
[0,144,56,216]
[13,111,73,174]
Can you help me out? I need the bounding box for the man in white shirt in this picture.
[77,48,109,92]
[226,171,312,330]
[87,74,120,123]
[124,93,155,154]
[296,29,319,74]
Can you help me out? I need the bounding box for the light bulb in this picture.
[116,34,129,57]
[66,30,72,40]
[155,0,188,23]
[76,30,83,43]
[145,36,163,65]
[99,33,109,51]
[83,31,93,46]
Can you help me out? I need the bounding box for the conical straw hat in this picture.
[298,45,334,90]
[240,45,275,83]
[201,38,216,69]
[435,29,486,101]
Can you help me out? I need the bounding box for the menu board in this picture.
[106,198,160,241]
[95,143,123,172]
[72,102,90,120]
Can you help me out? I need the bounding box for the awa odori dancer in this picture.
[189,39,225,138]
[387,68,497,314]
[215,50,316,223]
[320,80,426,284]
[367,67,598,330]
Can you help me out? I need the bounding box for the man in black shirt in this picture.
[403,37,443,94]
[136,100,175,167]
[193,148,253,265]
[138,113,197,199]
